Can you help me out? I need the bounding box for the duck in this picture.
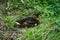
[14,13,40,28]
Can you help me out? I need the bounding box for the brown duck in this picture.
[14,13,40,28]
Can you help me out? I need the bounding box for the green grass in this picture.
[0,0,60,40]
[17,16,60,40]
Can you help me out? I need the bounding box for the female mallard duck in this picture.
[14,13,40,28]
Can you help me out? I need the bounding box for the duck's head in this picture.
[32,13,40,18]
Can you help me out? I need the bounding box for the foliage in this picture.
[0,0,60,40]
